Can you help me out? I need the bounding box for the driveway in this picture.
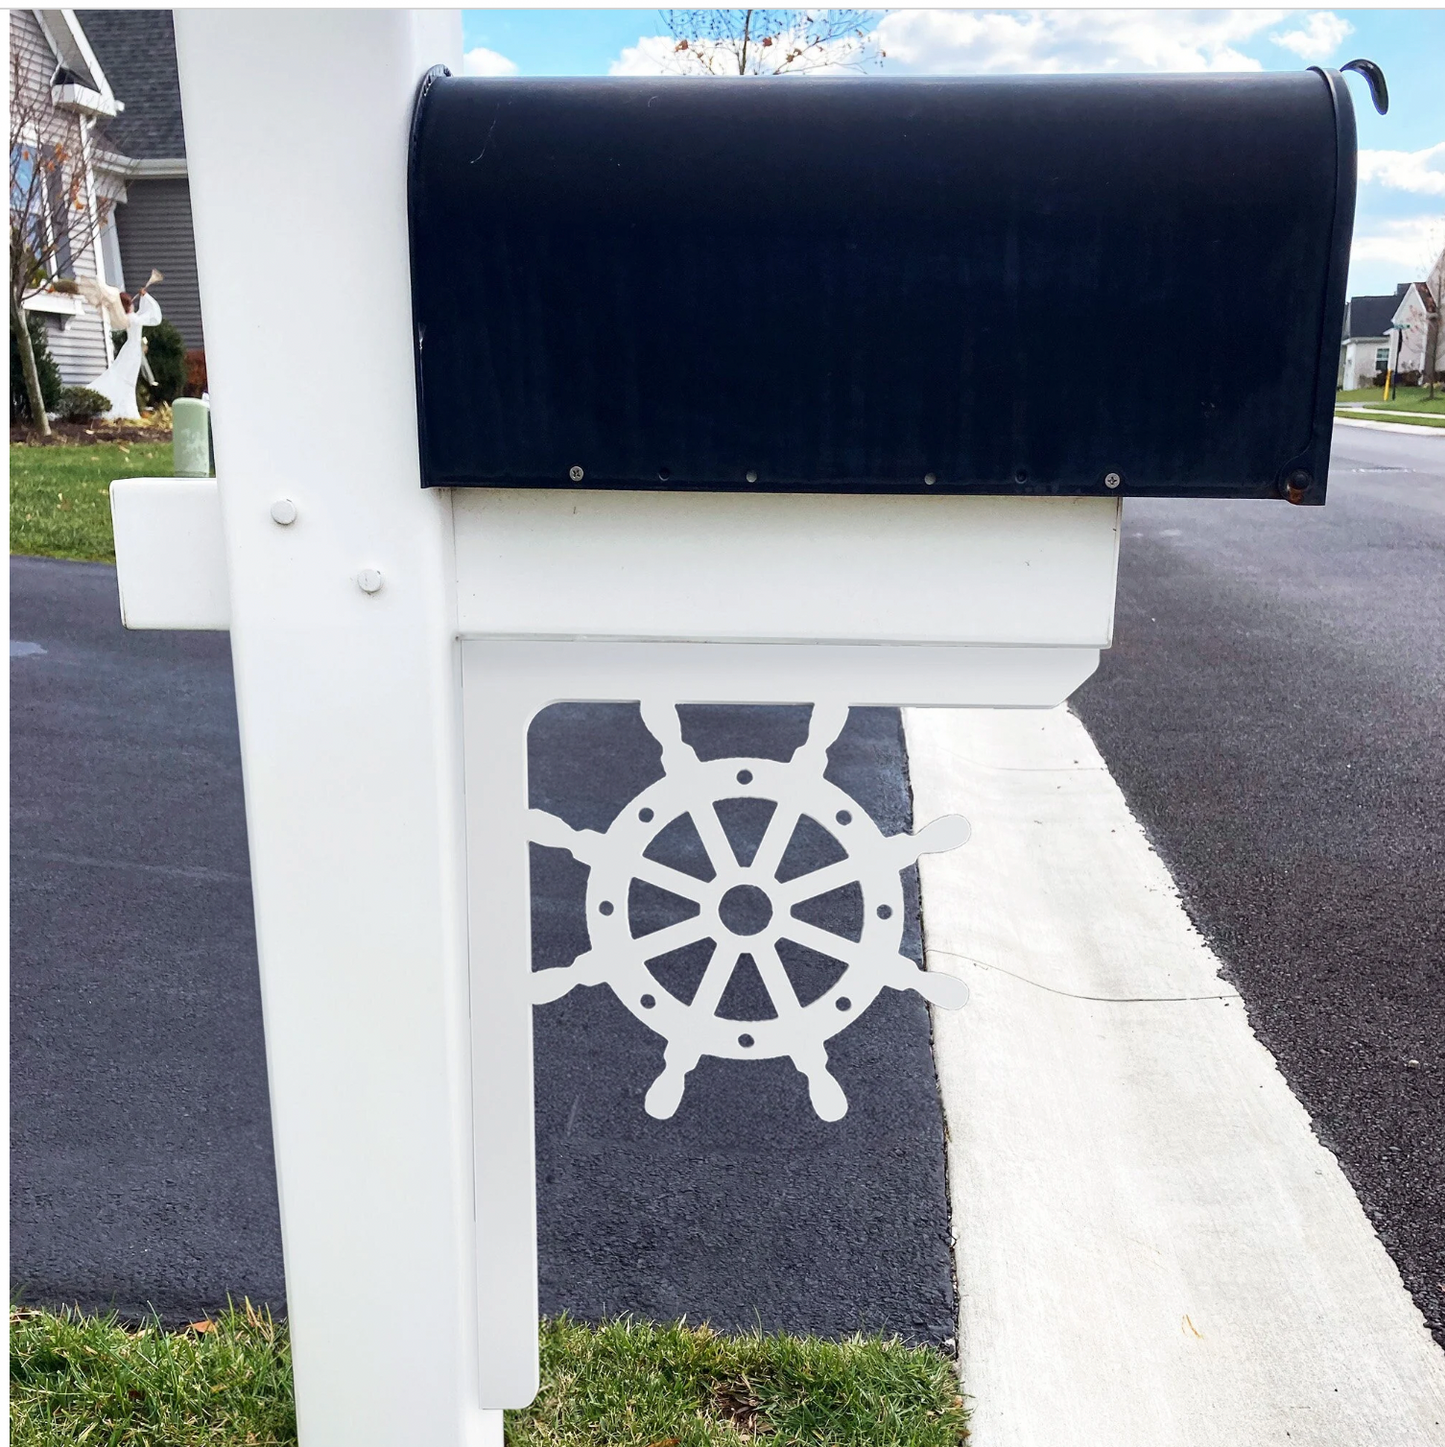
[10,555,956,1342]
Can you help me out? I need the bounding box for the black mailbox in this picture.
[409,70,1357,503]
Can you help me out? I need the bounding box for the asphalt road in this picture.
[13,421,1441,1351]
[1073,423,1445,1348]
[9,558,279,1322]
[10,558,956,1343]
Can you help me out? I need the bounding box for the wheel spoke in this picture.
[528,808,604,865]
[638,699,693,771]
[691,803,741,876]
[754,804,802,882]
[629,915,714,961]
[753,939,804,1019]
[692,944,745,1018]
[776,919,866,969]
[630,856,711,902]
[773,856,864,907]
[795,703,850,768]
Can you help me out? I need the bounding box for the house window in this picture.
[9,140,76,281]
[10,144,46,258]
[1376,347,1391,373]
[44,150,74,278]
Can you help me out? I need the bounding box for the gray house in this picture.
[10,8,203,392]
[84,9,204,352]
[11,9,123,386]
[1338,286,1407,391]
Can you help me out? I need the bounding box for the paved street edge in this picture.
[905,704,1445,1446]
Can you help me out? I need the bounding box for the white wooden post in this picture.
[172,12,499,1446]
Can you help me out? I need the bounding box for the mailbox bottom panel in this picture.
[459,640,1096,1407]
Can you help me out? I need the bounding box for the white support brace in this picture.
[111,478,229,630]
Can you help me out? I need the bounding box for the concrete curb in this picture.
[1335,415,1445,435]
[905,704,1445,1446]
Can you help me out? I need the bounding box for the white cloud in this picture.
[609,35,680,77]
[1350,215,1445,271]
[1269,11,1352,60]
[462,45,518,78]
[1359,144,1445,197]
[874,9,1288,75]
[614,10,1362,80]
[610,29,867,77]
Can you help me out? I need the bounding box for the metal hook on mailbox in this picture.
[1340,59,1388,116]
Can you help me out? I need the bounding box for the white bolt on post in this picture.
[173,11,496,1447]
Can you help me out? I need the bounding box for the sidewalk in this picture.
[906,704,1445,1446]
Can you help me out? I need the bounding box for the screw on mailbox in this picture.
[270,498,298,525]
[568,465,584,482]
[1104,472,1122,490]
[357,569,383,594]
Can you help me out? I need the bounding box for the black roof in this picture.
[1342,286,1407,341]
[83,10,186,161]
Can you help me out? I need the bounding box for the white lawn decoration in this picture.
[529,699,970,1121]
[78,270,164,420]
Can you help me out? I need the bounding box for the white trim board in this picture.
[905,704,1445,1446]
[453,490,1120,647]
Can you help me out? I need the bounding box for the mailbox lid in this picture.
[409,71,1354,503]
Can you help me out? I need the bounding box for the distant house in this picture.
[84,10,204,353]
[10,9,126,386]
[1385,245,1443,386]
[1338,286,1408,391]
[9,8,201,393]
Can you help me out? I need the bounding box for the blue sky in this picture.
[461,9,1445,299]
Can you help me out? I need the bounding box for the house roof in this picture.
[31,9,120,118]
[1342,288,1408,341]
[81,10,186,161]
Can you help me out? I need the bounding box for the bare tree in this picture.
[9,45,113,436]
[661,9,882,76]
[1426,232,1444,401]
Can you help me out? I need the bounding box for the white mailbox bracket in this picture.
[459,630,1112,1403]
[452,453,1120,1406]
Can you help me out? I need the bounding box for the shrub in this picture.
[112,317,188,408]
[10,313,63,422]
[56,386,111,422]
[143,318,187,406]
[185,347,208,397]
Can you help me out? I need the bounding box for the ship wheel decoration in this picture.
[528,702,971,1120]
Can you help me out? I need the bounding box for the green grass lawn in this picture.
[1336,385,1445,416]
[9,441,172,563]
[1334,409,1445,428]
[9,1308,969,1447]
